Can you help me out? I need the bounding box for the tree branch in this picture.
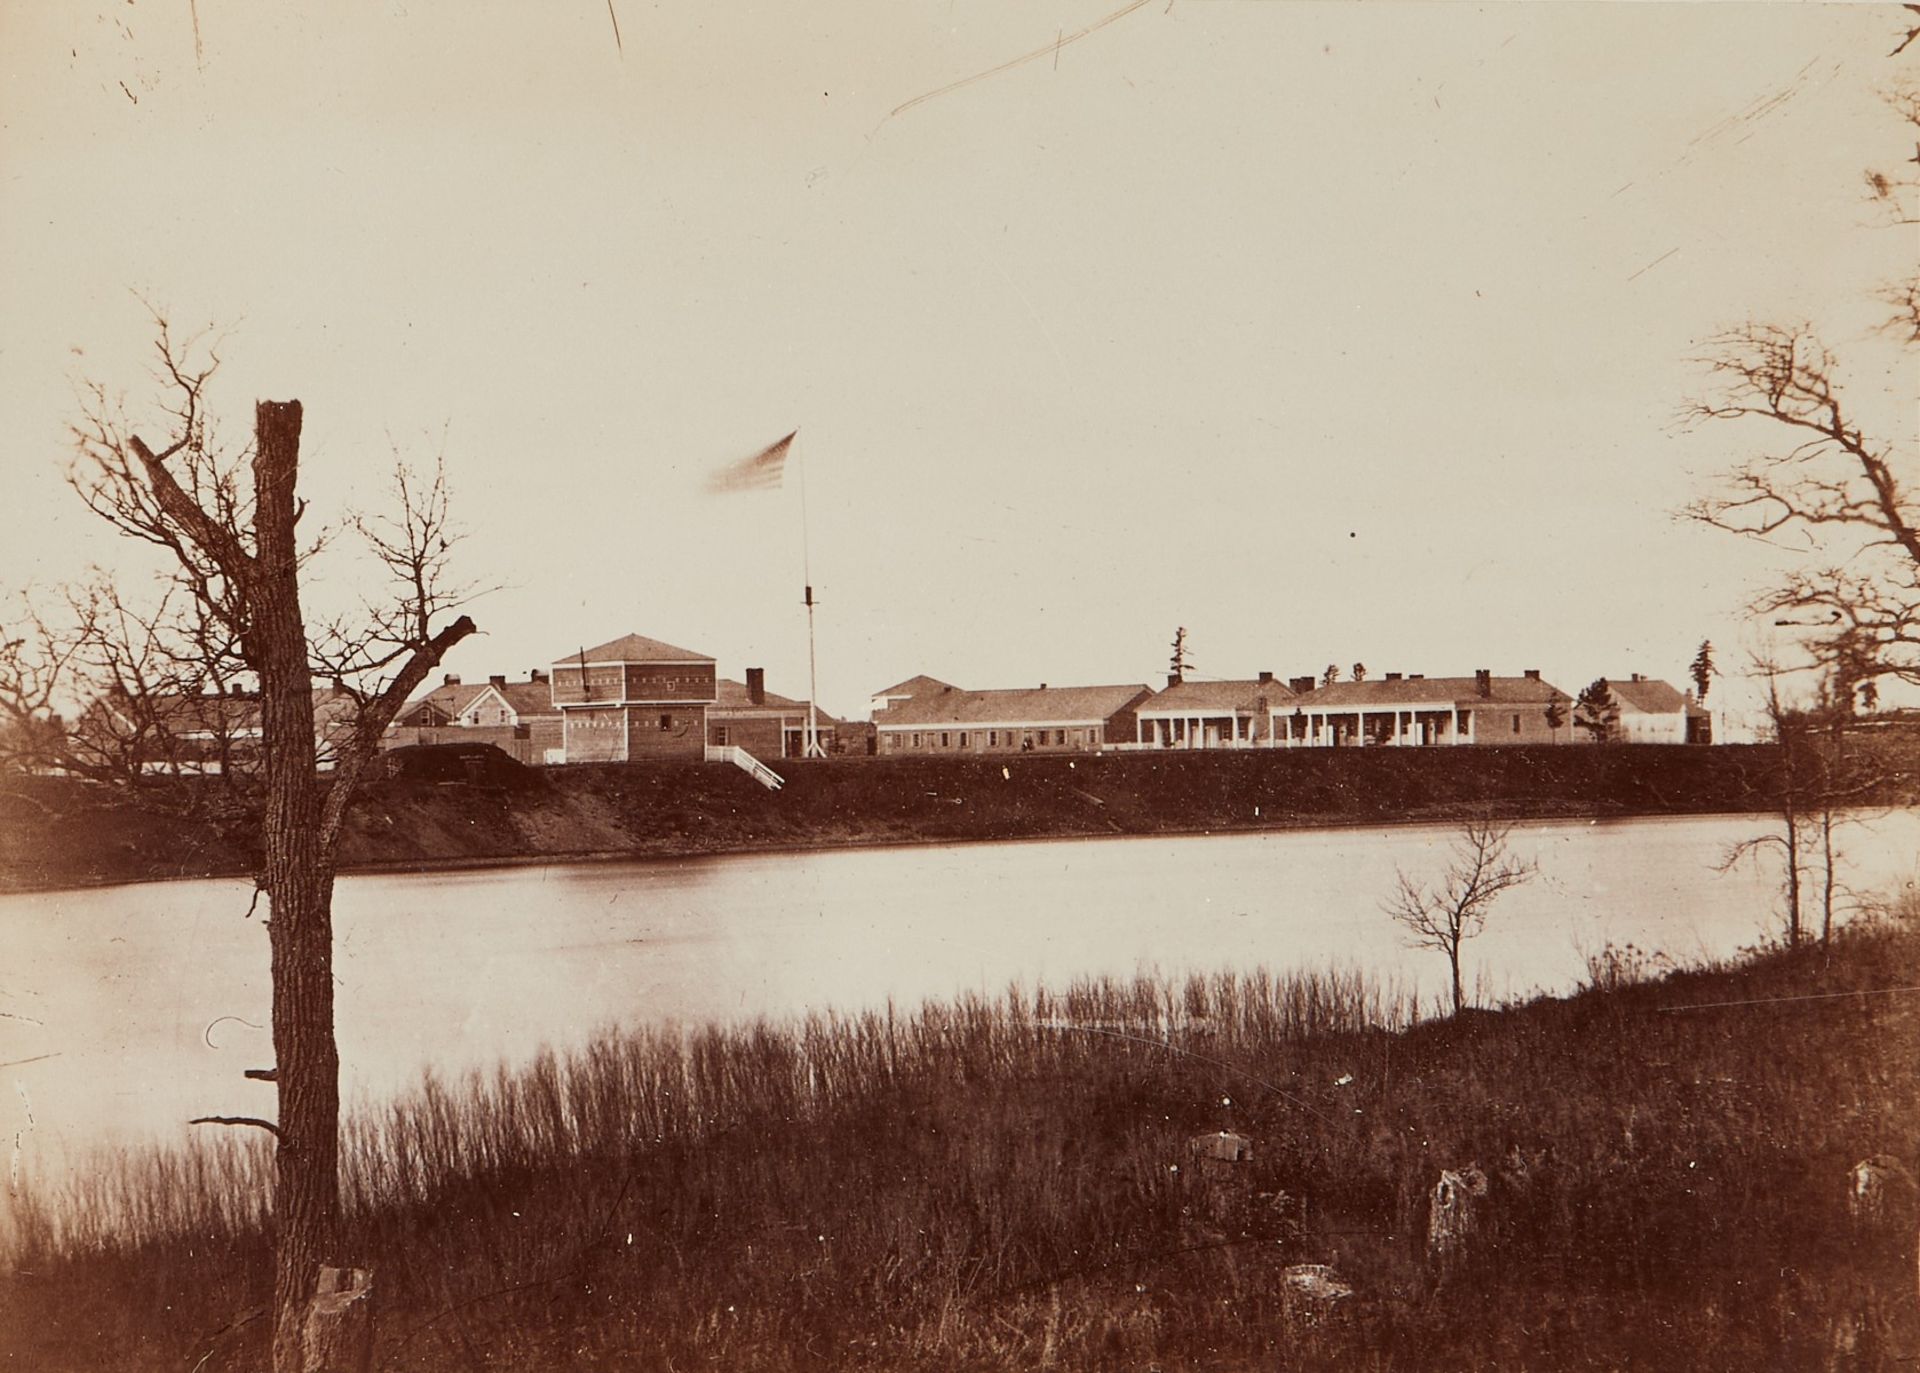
[189,1114,282,1138]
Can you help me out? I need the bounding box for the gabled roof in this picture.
[139,692,263,735]
[872,674,954,701]
[99,685,357,736]
[409,680,487,717]
[1607,677,1687,714]
[1138,678,1298,715]
[562,633,713,665]
[713,677,805,711]
[490,680,560,719]
[1293,675,1569,710]
[875,683,1151,729]
[710,678,847,727]
[402,676,558,722]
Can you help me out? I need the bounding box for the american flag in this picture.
[706,431,795,494]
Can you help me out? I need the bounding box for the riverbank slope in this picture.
[0,742,1861,893]
[5,914,1916,1370]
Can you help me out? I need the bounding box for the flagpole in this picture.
[797,433,825,758]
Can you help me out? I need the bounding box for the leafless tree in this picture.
[1721,664,1812,947]
[1384,816,1537,1016]
[2,574,267,789]
[1722,655,1898,949]
[1684,44,1919,697]
[2,315,477,1371]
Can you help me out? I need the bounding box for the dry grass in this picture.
[4,924,1917,1371]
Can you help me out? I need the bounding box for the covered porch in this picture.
[1136,711,1264,749]
[1273,706,1472,747]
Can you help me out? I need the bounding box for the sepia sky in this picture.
[1,2,1913,720]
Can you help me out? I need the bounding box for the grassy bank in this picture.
[5,921,1916,1370]
[2,742,1858,893]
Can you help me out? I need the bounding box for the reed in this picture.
[4,927,1915,1371]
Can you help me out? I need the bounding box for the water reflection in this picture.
[4,811,1915,1181]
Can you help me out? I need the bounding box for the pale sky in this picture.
[2,2,1914,720]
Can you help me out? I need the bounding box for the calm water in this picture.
[5,811,1917,1181]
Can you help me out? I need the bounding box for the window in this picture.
[1055,730,1066,745]
[1511,714,1521,734]
[989,730,998,746]
[959,732,969,747]
[714,726,730,746]
[659,713,672,731]
[912,733,922,747]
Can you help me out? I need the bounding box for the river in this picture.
[4,811,1917,1184]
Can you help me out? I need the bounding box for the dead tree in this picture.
[1384,817,1536,1016]
[1721,667,1811,947]
[5,318,476,1372]
[1684,44,1919,702]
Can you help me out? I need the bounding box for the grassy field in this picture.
[4,918,1917,1370]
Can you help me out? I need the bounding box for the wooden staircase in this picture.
[705,744,784,790]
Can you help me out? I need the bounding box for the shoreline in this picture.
[2,794,1792,897]
[6,742,1859,896]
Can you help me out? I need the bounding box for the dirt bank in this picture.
[1,743,1851,894]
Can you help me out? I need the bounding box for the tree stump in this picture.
[299,1266,373,1373]
[1179,1132,1256,1252]
[1426,1165,1489,1269]
[1846,1156,1916,1231]
[1280,1263,1353,1330]
[1281,1263,1353,1304]
[1188,1131,1253,1164]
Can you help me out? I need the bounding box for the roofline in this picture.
[556,697,717,709]
[877,717,1113,731]
[554,657,716,668]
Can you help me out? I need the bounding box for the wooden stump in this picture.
[1846,1156,1916,1231]
[299,1266,374,1373]
[1188,1131,1253,1164]
[1179,1132,1256,1256]
[1280,1263,1353,1330]
[1426,1165,1489,1269]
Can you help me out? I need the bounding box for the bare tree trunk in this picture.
[1783,800,1802,949]
[247,400,344,1373]
[1448,941,1464,1017]
[1820,807,1837,947]
[1777,717,1805,950]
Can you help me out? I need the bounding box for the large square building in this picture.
[550,633,717,763]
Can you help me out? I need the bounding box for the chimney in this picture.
[529,669,547,683]
[1167,673,1183,688]
[1257,670,1273,685]
[1475,669,1492,697]
[1409,673,1425,680]
[746,667,766,705]
[1631,672,1645,683]
[1524,669,1541,681]
[489,674,506,687]
[1289,676,1316,694]
[1385,672,1402,682]
[1039,683,1048,691]
[443,673,461,687]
